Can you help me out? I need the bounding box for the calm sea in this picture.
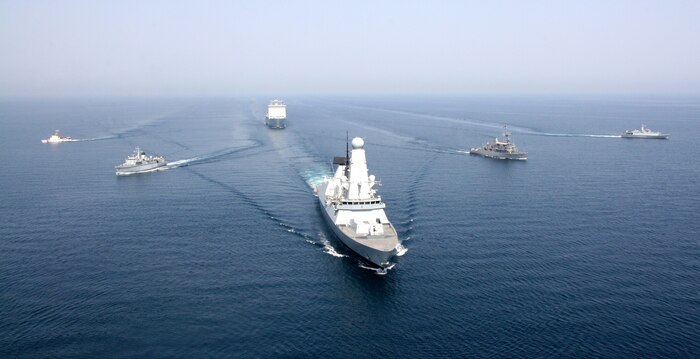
[1,96,699,357]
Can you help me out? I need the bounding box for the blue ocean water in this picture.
[1,96,699,357]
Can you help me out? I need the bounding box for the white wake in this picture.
[358,262,396,275]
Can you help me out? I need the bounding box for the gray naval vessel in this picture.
[621,124,669,139]
[470,125,527,160]
[317,136,399,268]
[265,99,286,129]
[115,146,167,176]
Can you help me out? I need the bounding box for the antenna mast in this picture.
[345,131,350,177]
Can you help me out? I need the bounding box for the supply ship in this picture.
[265,100,286,129]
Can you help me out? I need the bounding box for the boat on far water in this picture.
[469,125,527,160]
[265,99,287,129]
[115,146,167,176]
[621,124,669,139]
[41,130,77,144]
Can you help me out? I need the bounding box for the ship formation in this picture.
[470,125,527,160]
[41,101,677,271]
[621,124,669,139]
[265,99,287,129]
[318,136,399,268]
[115,146,167,176]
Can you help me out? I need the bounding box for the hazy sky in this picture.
[1,0,699,96]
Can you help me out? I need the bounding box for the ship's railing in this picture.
[335,202,385,210]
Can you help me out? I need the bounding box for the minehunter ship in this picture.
[621,124,669,139]
[115,146,167,176]
[41,130,76,144]
[317,137,399,268]
[265,99,286,129]
[470,125,527,160]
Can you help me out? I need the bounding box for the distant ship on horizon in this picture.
[621,124,669,139]
[41,130,76,144]
[265,100,286,129]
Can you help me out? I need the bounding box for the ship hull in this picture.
[318,200,397,268]
[42,138,76,144]
[621,134,669,139]
[115,161,167,175]
[469,148,527,160]
[265,118,286,129]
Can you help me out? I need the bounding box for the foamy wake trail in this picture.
[337,103,625,140]
[300,165,333,189]
[337,118,418,143]
[74,135,118,142]
[117,143,258,175]
[301,231,348,258]
[396,243,408,256]
[524,131,622,138]
[333,117,467,157]
[321,238,348,258]
[166,142,259,169]
[358,262,396,275]
[166,157,205,168]
[335,103,507,132]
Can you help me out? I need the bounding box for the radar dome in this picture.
[351,137,364,149]
[369,175,375,182]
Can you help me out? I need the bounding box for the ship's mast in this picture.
[345,131,350,178]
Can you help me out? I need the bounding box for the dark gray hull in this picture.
[469,148,527,160]
[318,201,396,268]
[115,161,167,175]
[621,134,668,139]
[265,118,286,129]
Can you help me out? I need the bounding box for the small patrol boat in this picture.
[621,124,669,139]
[115,146,167,176]
[470,125,527,160]
[41,130,76,144]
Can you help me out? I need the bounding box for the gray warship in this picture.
[265,99,286,129]
[115,146,167,176]
[317,136,399,268]
[621,124,669,139]
[470,125,527,160]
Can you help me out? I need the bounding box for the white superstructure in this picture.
[41,130,76,144]
[265,99,287,128]
[318,137,398,267]
[266,100,286,119]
